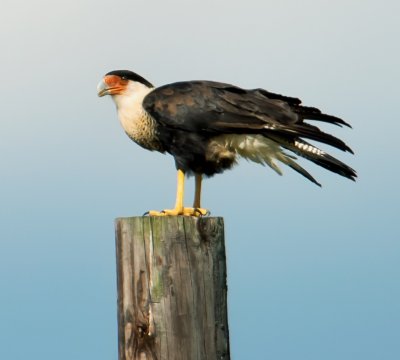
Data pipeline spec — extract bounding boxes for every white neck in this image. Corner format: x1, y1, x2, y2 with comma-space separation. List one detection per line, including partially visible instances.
111, 81, 154, 137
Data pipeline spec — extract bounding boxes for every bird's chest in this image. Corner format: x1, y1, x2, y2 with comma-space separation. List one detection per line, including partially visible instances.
118, 109, 163, 152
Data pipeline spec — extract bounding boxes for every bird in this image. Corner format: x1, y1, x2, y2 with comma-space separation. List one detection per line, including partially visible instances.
97, 70, 356, 216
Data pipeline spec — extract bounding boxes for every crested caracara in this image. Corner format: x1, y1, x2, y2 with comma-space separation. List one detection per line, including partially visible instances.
97, 70, 356, 216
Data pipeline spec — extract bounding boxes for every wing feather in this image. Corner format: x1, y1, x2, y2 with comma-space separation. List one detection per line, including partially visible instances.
143, 81, 356, 181
144, 81, 352, 150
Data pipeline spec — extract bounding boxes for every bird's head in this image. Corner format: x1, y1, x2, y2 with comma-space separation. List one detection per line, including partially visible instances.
97, 70, 154, 98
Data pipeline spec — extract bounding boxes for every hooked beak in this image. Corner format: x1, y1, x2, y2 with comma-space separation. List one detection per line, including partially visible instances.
97, 75, 127, 97
97, 79, 109, 97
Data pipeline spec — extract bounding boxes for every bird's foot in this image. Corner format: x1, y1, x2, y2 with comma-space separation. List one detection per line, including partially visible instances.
183, 207, 210, 216
146, 207, 209, 217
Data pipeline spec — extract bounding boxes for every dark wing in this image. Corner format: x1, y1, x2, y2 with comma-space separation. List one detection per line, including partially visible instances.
143, 81, 356, 181
144, 81, 352, 150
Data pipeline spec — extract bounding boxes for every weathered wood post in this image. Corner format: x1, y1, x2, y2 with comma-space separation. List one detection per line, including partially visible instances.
115, 216, 230, 360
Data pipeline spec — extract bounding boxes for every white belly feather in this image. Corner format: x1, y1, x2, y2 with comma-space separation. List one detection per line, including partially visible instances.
212, 134, 295, 175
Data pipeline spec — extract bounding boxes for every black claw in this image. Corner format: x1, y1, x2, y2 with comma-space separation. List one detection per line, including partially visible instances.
193, 208, 202, 216
193, 208, 211, 217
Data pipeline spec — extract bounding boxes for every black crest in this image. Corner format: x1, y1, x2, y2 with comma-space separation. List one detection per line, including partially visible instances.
106, 70, 153, 88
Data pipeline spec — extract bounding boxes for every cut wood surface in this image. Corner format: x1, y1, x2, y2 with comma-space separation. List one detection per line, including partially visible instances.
115, 216, 230, 360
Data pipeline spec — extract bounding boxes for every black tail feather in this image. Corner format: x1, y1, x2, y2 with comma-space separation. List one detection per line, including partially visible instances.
267, 134, 357, 183
285, 160, 322, 187
274, 123, 354, 154
296, 106, 352, 128
284, 139, 357, 181
310, 153, 357, 181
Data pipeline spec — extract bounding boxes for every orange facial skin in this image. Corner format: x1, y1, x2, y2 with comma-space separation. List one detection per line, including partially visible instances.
99, 75, 129, 96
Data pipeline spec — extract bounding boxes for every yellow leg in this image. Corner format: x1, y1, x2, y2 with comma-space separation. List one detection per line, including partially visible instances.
189, 174, 208, 216
148, 169, 185, 216
148, 171, 209, 216
193, 173, 202, 208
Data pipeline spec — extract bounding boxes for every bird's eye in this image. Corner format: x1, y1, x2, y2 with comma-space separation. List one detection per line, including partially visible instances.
121, 76, 127, 80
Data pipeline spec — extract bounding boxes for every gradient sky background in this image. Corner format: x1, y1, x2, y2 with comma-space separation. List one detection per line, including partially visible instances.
1, 0, 399, 359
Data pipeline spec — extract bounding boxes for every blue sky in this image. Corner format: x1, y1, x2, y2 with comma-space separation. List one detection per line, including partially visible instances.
1, 0, 399, 359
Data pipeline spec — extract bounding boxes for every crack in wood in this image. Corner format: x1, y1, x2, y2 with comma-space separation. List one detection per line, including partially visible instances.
116, 217, 230, 360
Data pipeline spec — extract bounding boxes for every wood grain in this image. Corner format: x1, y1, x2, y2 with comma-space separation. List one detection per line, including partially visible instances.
115, 216, 230, 360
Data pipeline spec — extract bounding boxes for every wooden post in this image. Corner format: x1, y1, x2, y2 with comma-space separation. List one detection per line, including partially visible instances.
115, 216, 230, 360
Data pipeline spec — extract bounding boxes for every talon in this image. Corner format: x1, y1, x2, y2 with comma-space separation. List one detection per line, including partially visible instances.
148, 209, 182, 216
194, 208, 209, 216
182, 207, 209, 217
146, 207, 210, 217
148, 210, 168, 216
